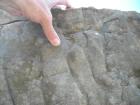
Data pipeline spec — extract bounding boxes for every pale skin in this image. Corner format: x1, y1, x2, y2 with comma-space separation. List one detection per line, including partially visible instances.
0, 0, 72, 46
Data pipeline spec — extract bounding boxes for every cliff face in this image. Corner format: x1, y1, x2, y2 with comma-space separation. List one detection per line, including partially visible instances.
0, 8, 140, 105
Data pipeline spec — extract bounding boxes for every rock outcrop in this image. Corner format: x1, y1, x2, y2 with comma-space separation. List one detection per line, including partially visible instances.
0, 8, 140, 105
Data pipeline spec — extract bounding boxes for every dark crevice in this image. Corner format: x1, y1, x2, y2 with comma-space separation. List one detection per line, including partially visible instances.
103, 35, 110, 72
104, 17, 119, 24
0, 26, 4, 37
137, 84, 140, 89
133, 68, 140, 77
121, 86, 125, 102
0, 20, 28, 26
101, 13, 121, 34
83, 31, 89, 47
86, 93, 90, 105
103, 10, 123, 24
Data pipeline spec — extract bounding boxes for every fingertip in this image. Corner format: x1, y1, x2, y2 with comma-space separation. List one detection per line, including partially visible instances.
51, 38, 61, 46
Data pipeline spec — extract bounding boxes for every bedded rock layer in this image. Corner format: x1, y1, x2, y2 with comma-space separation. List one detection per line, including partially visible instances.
0, 8, 140, 105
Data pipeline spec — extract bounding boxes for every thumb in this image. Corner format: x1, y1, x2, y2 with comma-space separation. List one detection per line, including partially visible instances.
40, 7, 60, 46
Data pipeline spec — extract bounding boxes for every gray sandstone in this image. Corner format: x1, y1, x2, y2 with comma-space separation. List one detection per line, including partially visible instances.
0, 8, 140, 105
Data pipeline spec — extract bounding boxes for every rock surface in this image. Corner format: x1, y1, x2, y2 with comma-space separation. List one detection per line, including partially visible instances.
0, 8, 140, 105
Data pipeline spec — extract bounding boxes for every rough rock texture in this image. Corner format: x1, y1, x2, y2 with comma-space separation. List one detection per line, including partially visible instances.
0, 8, 140, 105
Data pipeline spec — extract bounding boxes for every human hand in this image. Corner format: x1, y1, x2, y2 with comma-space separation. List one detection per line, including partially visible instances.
0, 0, 72, 46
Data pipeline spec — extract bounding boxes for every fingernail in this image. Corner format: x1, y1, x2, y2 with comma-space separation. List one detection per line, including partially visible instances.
52, 38, 61, 46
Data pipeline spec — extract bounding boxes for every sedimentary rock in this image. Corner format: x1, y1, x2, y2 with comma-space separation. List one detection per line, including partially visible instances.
0, 8, 140, 105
